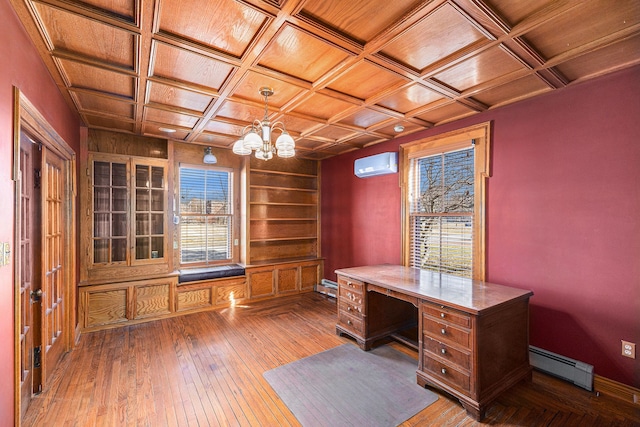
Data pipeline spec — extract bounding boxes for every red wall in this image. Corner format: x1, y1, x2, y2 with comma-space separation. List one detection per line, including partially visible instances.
0, 0, 81, 422
322, 65, 640, 388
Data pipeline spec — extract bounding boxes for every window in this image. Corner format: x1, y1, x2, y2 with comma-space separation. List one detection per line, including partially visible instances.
179, 165, 233, 265
401, 123, 490, 280
409, 147, 474, 277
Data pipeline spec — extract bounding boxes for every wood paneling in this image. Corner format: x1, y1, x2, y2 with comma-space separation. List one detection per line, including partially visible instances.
22, 293, 640, 426
12, 0, 637, 159
84, 288, 128, 328
248, 269, 275, 299
135, 283, 171, 318
177, 286, 212, 312
276, 267, 298, 295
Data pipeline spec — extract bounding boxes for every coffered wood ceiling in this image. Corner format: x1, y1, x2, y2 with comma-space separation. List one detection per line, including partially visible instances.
10, 0, 640, 159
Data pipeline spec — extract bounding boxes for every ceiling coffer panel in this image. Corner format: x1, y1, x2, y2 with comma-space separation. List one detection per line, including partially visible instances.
157, 0, 269, 58
378, 3, 489, 73
33, 3, 135, 69
12, 0, 639, 159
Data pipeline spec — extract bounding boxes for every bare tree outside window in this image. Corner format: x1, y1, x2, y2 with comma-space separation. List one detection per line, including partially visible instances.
410, 148, 474, 277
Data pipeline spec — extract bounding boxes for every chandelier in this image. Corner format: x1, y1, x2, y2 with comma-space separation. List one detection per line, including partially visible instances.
232, 87, 295, 160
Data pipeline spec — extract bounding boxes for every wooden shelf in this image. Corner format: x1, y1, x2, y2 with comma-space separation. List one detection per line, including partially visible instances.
250, 202, 316, 206
250, 169, 317, 178
250, 236, 316, 243
250, 185, 317, 192
250, 218, 317, 221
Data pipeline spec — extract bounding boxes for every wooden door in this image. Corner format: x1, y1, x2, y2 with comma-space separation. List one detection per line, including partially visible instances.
18, 133, 38, 416
40, 147, 67, 386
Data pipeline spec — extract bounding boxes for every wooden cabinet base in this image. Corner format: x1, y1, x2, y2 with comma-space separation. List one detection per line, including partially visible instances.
246, 259, 323, 301
78, 259, 322, 332
78, 275, 248, 332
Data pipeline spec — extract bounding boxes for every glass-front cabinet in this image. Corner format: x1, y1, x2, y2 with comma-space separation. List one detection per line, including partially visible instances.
84, 153, 168, 282
134, 163, 165, 261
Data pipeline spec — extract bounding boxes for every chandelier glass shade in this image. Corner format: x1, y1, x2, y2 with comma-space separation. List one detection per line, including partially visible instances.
232, 87, 295, 160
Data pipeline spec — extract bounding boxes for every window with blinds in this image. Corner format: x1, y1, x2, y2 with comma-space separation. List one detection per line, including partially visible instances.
179, 166, 233, 265
409, 147, 474, 277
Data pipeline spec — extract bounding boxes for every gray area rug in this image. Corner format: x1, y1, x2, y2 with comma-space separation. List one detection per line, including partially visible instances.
263, 344, 438, 427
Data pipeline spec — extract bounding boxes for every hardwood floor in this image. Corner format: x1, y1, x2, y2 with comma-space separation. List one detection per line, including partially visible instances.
22, 293, 640, 426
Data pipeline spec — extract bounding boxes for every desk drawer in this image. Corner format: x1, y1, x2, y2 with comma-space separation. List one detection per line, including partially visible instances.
339, 287, 363, 306
423, 355, 470, 393
422, 301, 471, 328
338, 276, 364, 293
339, 299, 363, 317
423, 335, 471, 370
338, 311, 364, 336
423, 315, 470, 349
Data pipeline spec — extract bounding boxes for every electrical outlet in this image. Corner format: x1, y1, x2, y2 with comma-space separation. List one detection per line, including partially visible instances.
622, 340, 636, 359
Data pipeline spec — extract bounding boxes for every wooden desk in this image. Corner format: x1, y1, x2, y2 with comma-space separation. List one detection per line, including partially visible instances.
335, 265, 533, 421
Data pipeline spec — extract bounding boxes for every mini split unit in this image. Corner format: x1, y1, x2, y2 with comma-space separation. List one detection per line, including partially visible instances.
354, 152, 398, 178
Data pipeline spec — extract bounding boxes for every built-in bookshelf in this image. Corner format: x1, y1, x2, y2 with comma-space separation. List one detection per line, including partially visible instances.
248, 157, 320, 265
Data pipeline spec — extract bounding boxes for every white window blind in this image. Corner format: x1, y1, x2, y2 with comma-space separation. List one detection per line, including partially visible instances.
179, 166, 232, 265
409, 147, 474, 277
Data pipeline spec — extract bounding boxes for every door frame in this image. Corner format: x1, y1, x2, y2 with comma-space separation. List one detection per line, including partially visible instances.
12, 87, 77, 425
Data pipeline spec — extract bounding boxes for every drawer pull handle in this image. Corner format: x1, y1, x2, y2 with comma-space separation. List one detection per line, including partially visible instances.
441, 328, 446, 335
347, 306, 352, 311
440, 313, 445, 318
441, 368, 447, 375
441, 348, 446, 355
347, 320, 352, 325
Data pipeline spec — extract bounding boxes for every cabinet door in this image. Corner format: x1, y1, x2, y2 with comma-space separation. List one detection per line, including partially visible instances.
248, 269, 275, 299
91, 156, 130, 265
132, 160, 167, 263
276, 266, 298, 295
88, 154, 168, 270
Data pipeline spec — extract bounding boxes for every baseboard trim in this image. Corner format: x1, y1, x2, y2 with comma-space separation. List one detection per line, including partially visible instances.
594, 375, 640, 405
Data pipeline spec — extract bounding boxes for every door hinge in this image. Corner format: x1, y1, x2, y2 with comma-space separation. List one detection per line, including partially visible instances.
34, 346, 42, 368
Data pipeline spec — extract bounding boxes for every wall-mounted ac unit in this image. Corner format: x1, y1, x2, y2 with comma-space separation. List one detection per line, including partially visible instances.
354, 152, 398, 178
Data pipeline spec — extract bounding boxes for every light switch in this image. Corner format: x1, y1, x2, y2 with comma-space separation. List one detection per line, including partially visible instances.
0, 242, 9, 266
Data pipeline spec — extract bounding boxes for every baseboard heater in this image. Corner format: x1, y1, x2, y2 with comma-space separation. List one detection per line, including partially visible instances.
315, 279, 337, 298
529, 345, 594, 391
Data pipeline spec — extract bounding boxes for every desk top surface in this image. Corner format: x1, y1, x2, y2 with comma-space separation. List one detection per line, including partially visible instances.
335, 265, 533, 314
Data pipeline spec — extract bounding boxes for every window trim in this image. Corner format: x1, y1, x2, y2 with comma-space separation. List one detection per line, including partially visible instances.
400, 122, 491, 280
178, 163, 236, 267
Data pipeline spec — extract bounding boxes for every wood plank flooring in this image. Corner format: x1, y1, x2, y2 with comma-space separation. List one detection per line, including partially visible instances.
22, 292, 640, 426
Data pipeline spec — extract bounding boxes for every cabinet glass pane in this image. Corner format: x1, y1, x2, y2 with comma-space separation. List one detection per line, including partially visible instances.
136, 189, 149, 211
136, 237, 149, 260
112, 238, 127, 262
151, 190, 164, 211
94, 162, 110, 186
112, 188, 127, 212
93, 239, 108, 263
151, 167, 164, 188
94, 213, 109, 237
112, 163, 127, 187
136, 165, 149, 188
94, 188, 109, 212
136, 213, 149, 236
151, 213, 163, 234
151, 237, 163, 258
112, 214, 127, 237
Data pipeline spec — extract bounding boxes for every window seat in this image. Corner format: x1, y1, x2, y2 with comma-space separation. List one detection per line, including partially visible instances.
178, 264, 245, 284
